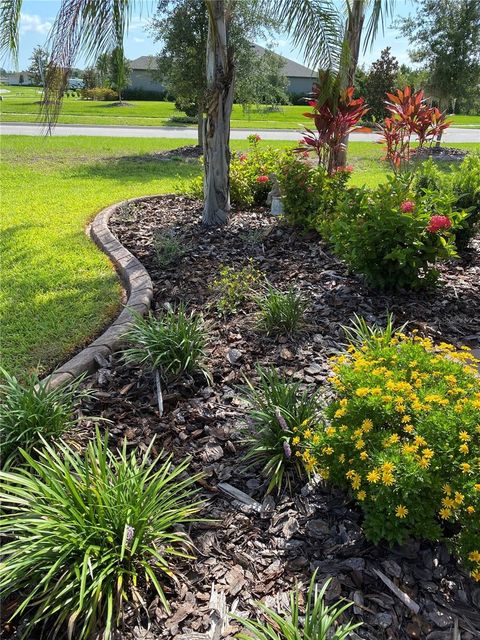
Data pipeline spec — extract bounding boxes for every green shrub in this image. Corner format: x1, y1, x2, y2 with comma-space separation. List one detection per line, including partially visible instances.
257, 285, 306, 335
0, 431, 202, 638
305, 328, 480, 581
278, 153, 351, 233
80, 87, 118, 101
233, 572, 361, 640
153, 231, 187, 268
182, 135, 284, 208
123, 306, 209, 381
0, 368, 88, 469
413, 156, 480, 252
243, 367, 321, 493
211, 261, 262, 316
329, 176, 463, 289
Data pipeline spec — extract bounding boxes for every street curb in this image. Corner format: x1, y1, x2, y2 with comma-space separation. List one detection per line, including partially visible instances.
41, 195, 158, 390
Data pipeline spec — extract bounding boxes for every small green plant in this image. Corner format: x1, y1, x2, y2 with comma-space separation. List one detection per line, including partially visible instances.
123, 306, 209, 381
257, 285, 306, 335
0, 430, 203, 639
243, 367, 321, 493
0, 368, 88, 469
342, 313, 408, 349
152, 231, 187, 268
233, 572, 361, 640
211, 261, 262, 316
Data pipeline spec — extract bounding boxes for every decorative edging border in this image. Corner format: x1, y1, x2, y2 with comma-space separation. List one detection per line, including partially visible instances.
41, 195, 160, 390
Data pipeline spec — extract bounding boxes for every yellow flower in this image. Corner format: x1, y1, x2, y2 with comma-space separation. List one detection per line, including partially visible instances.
439, 508, 452, 520
356, 387, 370, 397
312, 434, 320, 445
469, 551, 480, 562
370, 387, 382, 396
454, 492, 464, 505
367, 469, 380, 483
339, 454, 345, 463
475, 484, 480, 492
345, 469, 356, 479
359, 451, 368, 460
304, 429, 312, 439
459, 430, 471, 442
442, 497, 455, 508
361, 419, 373, 432
418, 457, 430, 469
402, 443, 417, 455
325, 426, 336, 437
357, 490, 366, 501
395, 505, 408, 518
381, 461, 395, 473
459, 443, 469, 454
334, 408, 347, 419
339, 398, 348, 407
467, 506, 475, 515
292, 436, 300, 446
414, 436, 427, 447
403, 425, 414, 434
460, 463, 472, 474
472, 570, 480, 582
353, 428, 363, 438
382, 472, 395, 486
355, 439, 365, 450
322, 446, 334, 456
421, 448, 434, 459
402, 415, 412, 423
443, 483, 452, 495
351, 475, 361, 490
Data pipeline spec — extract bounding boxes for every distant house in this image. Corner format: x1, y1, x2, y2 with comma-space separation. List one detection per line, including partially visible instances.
129, 45, 317, 97
0, 72, 32, 85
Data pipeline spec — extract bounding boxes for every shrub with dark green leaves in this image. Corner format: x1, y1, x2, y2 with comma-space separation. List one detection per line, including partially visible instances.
278, 153, 351, 234
329, 176, 464, 289
243, 367, 321, 493
0, 368, 88, 469
257, 285, 306, 335
0, 431, 203, 639
123, 306, 209, 381
233, 572, 361, 640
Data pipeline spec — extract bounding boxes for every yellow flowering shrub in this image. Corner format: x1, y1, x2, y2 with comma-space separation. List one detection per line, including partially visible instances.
307, 333, 480, 581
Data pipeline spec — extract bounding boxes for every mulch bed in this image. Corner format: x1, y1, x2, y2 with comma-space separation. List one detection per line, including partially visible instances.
87, 195, 480, 639
37, 196, 480, 639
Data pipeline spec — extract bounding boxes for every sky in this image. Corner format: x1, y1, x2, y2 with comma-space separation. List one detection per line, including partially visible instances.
3, 0, 416, 72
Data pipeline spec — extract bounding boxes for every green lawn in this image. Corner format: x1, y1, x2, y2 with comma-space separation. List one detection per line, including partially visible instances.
2, 85, 479, 129
1, 136, 479, 378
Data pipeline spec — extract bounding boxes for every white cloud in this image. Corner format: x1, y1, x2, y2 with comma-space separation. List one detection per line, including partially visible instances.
20, 13, 52, 36
129, 16, 149, 31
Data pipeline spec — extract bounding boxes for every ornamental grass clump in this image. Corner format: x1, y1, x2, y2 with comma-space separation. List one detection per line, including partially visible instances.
233, 572, 361, 640
0, 431, 203, 639
123, 305, 209, 381
0, 368, 88, 469
243, 367, 321, 493
257, 285, 306, 335
304, 325, 480, 581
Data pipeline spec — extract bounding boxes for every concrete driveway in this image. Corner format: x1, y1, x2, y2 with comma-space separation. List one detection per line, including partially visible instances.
1, 121, 479, 142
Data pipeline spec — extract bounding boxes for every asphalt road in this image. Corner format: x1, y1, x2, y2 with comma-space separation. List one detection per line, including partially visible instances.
1, 121, 479, 142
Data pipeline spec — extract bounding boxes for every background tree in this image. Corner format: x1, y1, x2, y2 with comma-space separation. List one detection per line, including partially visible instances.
27, 45, 48, 85
96, 52, 111, 87
82, 67, 97, 89
396, 0, 480, 113
235, 45, 289, 111
18, 72, 24, 84
395, 64, 430, 93
150, 0, 279, 147
364, 47, 399, 120
108, 47, 131, 103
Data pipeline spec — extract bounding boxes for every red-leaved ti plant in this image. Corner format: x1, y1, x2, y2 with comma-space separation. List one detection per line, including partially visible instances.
378, 87, 452, 172
297, 85, 370, 175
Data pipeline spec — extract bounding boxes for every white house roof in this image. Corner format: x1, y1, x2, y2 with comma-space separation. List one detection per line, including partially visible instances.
130, 46, 316, 79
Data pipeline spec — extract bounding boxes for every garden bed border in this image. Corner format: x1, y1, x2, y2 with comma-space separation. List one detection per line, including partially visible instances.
41, 195, 159, 390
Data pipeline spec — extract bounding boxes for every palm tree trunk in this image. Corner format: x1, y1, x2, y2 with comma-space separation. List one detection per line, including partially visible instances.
202, 0, 234, 227
335, 0, 365, 168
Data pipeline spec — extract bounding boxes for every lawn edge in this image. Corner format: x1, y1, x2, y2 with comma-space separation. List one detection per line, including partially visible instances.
41, 196, 157, 390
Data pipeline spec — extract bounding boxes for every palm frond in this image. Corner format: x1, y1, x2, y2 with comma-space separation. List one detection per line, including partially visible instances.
363, 0, 397, 52
263, 0, 343, 71
41, 0, 138, 130
0, 0, 23, 64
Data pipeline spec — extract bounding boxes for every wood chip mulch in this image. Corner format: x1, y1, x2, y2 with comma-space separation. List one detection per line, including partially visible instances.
82, 195, 480, 640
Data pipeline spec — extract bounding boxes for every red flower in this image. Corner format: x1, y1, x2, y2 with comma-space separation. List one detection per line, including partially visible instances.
400, 200, 415, 213
427, 215, 452, 233
256, 175, 269, 183
238, 153, 247, 162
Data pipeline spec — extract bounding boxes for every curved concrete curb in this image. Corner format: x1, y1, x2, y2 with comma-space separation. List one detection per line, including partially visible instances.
42, 195, 158, 390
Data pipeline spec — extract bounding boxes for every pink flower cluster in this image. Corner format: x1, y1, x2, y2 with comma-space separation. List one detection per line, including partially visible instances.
238, 153, 248, 162
400, 200, 415, 213
427, 215, 452, 233
256, 175, 269, 183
